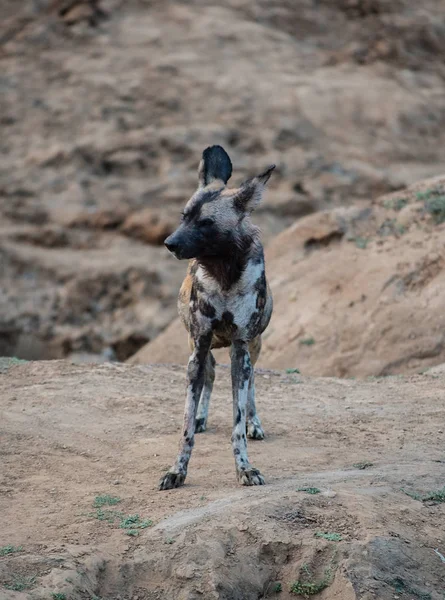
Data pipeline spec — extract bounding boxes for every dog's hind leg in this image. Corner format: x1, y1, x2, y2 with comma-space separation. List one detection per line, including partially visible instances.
195, 351, 216, 433
246, 336, 265, 440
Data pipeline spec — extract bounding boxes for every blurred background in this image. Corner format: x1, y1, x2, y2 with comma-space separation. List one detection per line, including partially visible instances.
1, 0, 445, 376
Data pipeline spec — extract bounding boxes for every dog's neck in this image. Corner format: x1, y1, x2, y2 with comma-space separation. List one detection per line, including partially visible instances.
198, 254, 249, 292
197, 231, 262, 292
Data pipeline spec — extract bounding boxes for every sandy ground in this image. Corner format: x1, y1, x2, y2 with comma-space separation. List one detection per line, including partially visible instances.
0, 359, 444, 598
2, 3, 445, 598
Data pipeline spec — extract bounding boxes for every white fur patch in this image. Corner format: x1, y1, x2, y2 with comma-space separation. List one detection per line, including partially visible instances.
195, 259, 266, 336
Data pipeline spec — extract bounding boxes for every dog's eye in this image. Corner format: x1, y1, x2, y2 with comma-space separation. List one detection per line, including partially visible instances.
199, 218, 214, 228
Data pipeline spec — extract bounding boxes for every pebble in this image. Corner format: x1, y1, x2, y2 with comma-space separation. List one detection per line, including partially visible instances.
322, 490, 337, 498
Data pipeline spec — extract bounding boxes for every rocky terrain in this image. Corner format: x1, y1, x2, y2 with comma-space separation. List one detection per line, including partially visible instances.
1, 359, 444, 599
2, 0, 445, 368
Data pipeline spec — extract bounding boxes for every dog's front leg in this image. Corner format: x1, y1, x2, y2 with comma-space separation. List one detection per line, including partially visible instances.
159, 332, 212, 490
230, 340, 265, 486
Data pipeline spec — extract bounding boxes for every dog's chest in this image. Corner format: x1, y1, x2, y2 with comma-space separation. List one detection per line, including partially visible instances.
193, 261, 266, 338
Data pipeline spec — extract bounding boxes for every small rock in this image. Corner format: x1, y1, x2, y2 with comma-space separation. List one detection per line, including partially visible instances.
322, 490, 337, 498
174, 564, 195, 580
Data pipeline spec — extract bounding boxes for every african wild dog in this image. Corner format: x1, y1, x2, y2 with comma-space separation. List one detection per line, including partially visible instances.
159, 145, 274, 490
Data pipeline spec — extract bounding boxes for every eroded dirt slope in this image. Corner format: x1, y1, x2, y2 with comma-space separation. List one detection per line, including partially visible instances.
0, 359, 444, 598
132, 175, 445, 377
2, 0, 445, 363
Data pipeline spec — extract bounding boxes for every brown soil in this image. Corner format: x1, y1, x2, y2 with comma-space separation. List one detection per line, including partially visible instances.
2, 4, 445, 597
1, 359, 444, 599
2, 0, 445, 365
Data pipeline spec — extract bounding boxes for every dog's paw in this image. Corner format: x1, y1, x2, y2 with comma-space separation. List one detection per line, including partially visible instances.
247, 420, 265, 440
237, 466, 265, 486
158, 471, 186, 490
195, 417, 207, 433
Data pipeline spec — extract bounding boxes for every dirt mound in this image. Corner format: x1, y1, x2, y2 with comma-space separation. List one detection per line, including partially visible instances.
132, 176, 445, 377
260, 175, 445, 376
2, 0, 445, 363
0, 359, 444, 599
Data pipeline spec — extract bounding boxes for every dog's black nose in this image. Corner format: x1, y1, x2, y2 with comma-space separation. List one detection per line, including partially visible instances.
165, 235, 181, 257
165, 239, 178, 253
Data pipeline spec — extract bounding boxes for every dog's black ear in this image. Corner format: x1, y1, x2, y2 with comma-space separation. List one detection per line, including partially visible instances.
198, 145, 232, 187
233, 165, 275, 213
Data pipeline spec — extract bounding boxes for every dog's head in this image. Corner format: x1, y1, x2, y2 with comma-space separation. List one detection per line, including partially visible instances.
165, 145, 275, 260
